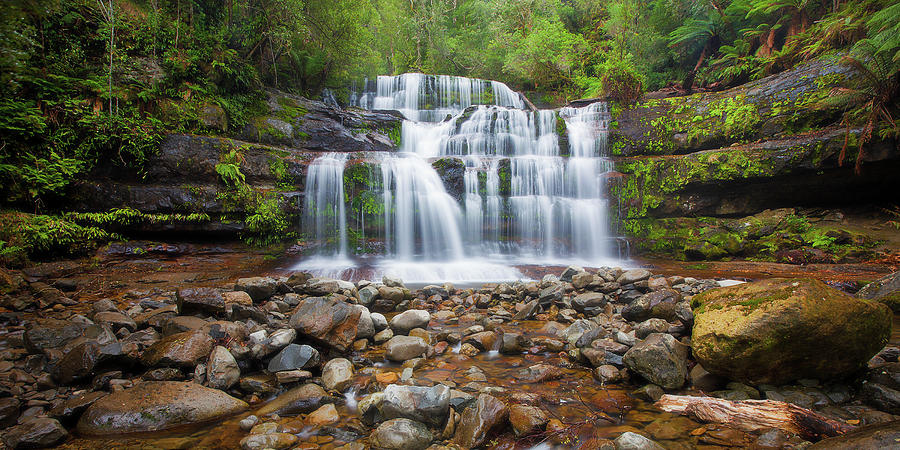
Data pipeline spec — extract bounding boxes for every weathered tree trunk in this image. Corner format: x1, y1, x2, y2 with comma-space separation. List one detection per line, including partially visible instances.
656, 395, 855, 441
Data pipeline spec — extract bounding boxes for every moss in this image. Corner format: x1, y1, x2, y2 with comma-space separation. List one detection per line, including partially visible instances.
276, 96, 308, 122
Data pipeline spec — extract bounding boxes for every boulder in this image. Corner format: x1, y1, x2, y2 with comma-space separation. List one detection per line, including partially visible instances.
239, 433, 297, 450
463, 331, 498, 352
255, 383, 330, 416
385, 336, 429, 362
77, 381, 248, 434
573, 292, 607, 313
810, 419, 900, 449
354, 305, 375, 339
53, 340, 104, 384
617, 269, 652, 285
140, 329, 215, 368
223, 291, 253, 307
207, 346, 240, 390
370, 418, 432, 450
288, 296, 361, 351
234, 277, 277, 301
0, 397, 21, 427
857, 271, 900, 312
358, 285, 379, 306
322, 358, 354, 391
176, 287, 225, 315
560, 265, 585, 282
306, 403, 339, 426
621, 289, 681, 322
382, 274, 405, 288
267, 344, 320, 372
380, 384, 451, 426
24, 319, 114, 353
453, 394, 508, 448
623, 333, 688, 389
3, 418, 67, 449
692, 278, 892, 384
390, 310, 431, 335
93, 311, 137, 332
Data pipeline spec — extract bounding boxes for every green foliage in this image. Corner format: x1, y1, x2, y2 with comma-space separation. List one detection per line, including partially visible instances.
243, 194, 291, 246
0, 211, 117, 264
215, 149, 247, 189
67, 207, 211, 228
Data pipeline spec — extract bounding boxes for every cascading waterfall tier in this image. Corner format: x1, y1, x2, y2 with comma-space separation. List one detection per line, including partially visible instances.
298, 74, 626, 282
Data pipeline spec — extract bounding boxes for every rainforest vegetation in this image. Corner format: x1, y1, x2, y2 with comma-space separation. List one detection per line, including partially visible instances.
0, 0, 898, 260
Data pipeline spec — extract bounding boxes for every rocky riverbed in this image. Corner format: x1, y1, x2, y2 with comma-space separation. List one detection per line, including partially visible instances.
1, 248, 900, 449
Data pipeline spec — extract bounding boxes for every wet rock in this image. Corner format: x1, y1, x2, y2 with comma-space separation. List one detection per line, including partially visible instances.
274, 370, 312, 384
24, 319, 112, 353
239, 432, 298, 450
617, 269, 652, 286
162, 315, 207, 336
463, 331, 498, 352
176, 287, 225, 315
93, 311, 137, 332
141, 329, 215, 368
856, 270, 900, 313
376, 286, 405, 309
354, 305, 375, 339
286, 271, 312, 288
690, 364, 724, 391
592, 338, 630, 355
0, 397, 20, 427
48, 391, 105, 421
53, 340, 103, 384
519, 364, 562, 383
239, 374, 277, 395
390, 310, 431, 335
358, 285, 379, 306
252, 328, 296, 359
322, 358, 354, 391
500, 333, 528, 354
513, 299, 540, 320
621, 289, 681, 323
572, 271, 595, 289
561, 265, 585, 282
634, 318, 669, 339
861, 382, 900, 414
614, 431, 665, 450
509, 404, 548, 436
382, 275, 405, 288
222, 290, 253, 308
143, 367, 183, 381
453, 394, 508, 448
255, 383, 329, 416
207, 346, 240, 390
573, 292, 607, 313
3, 418, 68, 449
810, 419, 900, 449
539, 284, 564, 304
78, 381, 248, 434
371, 312, 388, 331
289, 296, 361, 352
560, 319, 601, 347
385, 335, 429, 362
381, 384, 451, 426
235, 277, 277, 302
623, 333, 688, 389
594, 365, 625, 384
239, 415, 259, 430
267, 344, 320, 372
306, 403, 339, 426
371, 418, 432, 450
374, 328, 394, 344
692, 278, 892, 384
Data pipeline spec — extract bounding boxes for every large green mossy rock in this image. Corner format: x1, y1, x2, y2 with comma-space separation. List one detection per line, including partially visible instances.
692, 278, 892, 385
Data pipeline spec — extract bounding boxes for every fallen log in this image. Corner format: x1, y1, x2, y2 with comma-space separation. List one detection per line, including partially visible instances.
655, 394, 855, 441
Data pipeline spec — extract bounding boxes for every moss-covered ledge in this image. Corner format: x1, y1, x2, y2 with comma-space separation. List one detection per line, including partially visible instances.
611, 127, 900, 219
609, 55, 857, 156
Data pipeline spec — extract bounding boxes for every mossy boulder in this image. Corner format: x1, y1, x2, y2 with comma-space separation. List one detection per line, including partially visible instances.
692, 278, 892, 385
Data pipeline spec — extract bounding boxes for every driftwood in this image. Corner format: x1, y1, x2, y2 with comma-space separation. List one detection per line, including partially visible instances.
656, 394, 855, 441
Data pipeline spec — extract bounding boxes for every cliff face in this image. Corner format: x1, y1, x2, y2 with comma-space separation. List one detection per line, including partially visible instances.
72, 91, 402, 237
608, 56, 900, 262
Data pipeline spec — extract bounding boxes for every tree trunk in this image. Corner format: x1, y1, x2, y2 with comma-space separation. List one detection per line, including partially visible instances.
656, 395, 855, 442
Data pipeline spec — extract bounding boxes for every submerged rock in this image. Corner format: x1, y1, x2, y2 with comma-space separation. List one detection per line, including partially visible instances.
453, 394, 508, 448
380, 384, 451, 426
692, 278, 892, 384
255, 383, 330, 416
370, 418, 432, 450
77, 381, 248, 435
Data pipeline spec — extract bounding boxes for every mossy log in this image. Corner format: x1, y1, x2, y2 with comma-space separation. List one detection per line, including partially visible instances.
656, 394, 855, 441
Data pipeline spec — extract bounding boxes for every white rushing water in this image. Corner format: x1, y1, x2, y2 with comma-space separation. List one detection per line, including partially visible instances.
296, 74, 626, 283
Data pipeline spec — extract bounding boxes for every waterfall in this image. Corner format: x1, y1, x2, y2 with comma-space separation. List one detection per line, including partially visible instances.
299, 75, 624, 282
303, 153, 348, 258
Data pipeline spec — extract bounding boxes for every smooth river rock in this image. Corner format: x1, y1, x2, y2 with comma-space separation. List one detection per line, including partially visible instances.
453, 393, 509, 448
3, 418, 68, 449
255, 383, 330, 416
385, 335, 429, 362
623, 333, 688, 389
322, 358, 354, 391
380, 383, 451, 426
390, 309, 431, 334
370, 418, 432, 450
77, 381, 248, 435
